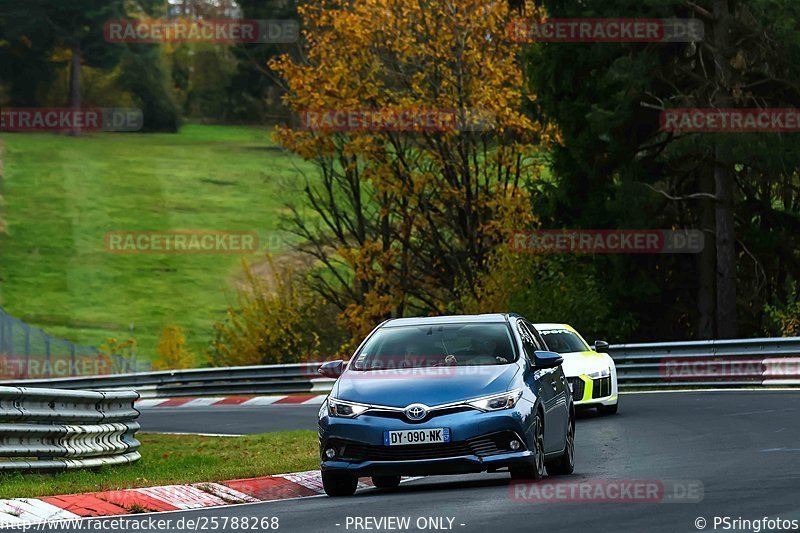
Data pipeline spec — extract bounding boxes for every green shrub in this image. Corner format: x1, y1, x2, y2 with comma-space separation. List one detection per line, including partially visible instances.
154, 325, 194, 370
206, 257, 321, 367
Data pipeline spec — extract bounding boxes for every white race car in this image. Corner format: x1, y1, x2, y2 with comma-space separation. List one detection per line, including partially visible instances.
532, 323, 619, 415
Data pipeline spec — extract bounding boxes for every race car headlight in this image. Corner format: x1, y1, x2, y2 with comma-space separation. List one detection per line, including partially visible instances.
466, 388, 523, 412
587, 367, 611, 379
327, 398, 371, 418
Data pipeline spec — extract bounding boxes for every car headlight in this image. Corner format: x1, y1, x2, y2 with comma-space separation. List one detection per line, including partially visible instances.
327, 398, 371, 418
587, 367, 611, 379
466, 388, 523, 412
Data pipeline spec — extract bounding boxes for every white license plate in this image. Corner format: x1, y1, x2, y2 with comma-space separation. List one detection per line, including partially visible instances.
383, 428, 450, 446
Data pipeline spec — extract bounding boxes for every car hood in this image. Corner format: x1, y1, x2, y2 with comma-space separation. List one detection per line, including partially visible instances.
560, 351, 611, 378
332, 365, 520, 407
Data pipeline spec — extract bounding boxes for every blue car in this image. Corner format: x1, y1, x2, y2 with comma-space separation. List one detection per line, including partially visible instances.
317, 313, 575, 496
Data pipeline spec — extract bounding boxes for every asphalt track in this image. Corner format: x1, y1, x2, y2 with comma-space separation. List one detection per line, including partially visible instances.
138, 404, 319, 435
54, 392, 800, 532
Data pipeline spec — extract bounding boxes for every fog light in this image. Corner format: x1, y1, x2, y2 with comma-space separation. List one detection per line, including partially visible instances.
324, 448, 337, 459
509, 439, 521, 451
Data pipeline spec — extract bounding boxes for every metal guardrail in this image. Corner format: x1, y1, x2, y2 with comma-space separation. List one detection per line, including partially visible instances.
1, 337, 798, 397
608, 337, 800, 388
0, 387, 141, 471
0, 363, 333, 399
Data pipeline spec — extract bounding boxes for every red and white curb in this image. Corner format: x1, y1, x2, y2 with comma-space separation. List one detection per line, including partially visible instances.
136, 395, 327, 409
0, 470, 400, 525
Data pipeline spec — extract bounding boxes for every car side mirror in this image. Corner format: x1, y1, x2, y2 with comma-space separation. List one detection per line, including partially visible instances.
318, 360, 345, 379
594, 340, 609, 352
533, 351, 563, 369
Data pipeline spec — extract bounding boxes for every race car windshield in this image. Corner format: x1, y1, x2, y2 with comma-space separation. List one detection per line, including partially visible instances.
351, 323, 517, 370
540, 330, 589, 354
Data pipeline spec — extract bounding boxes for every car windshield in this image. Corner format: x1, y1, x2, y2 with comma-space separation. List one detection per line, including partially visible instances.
539, 330, 589, 354
351, 323, 517, 370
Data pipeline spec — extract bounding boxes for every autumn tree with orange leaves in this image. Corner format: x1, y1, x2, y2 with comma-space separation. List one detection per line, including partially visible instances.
271, 0, 555, 345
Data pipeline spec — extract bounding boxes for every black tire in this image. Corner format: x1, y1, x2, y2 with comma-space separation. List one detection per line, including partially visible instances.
322, 471, 358, 496
510, 411, 546, 480
372, 475, 401, 489
546, 413, 574, 475
598, 402, 618, 415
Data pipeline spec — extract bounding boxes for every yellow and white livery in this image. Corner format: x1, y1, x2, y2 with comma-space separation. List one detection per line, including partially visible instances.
533, 323, 619, 415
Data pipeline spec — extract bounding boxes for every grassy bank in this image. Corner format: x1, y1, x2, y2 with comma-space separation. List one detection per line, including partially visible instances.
0, 125, 316, 362
0, 431, 319, 499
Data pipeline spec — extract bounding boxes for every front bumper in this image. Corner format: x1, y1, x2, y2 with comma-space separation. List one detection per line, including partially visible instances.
322, 450, 533, 477
319, 402, 535, 477
566, 375, 618, 407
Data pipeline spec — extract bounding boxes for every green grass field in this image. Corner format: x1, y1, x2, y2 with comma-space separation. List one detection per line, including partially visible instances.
0, 431, 318, 499
0, 125, 317, 364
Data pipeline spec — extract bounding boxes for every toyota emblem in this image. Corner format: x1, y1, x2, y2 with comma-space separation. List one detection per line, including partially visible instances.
404, 403, 429, 421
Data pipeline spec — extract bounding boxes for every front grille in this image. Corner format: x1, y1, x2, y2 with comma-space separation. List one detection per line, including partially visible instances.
333, 431, 522, 462
567, 377, 585, 401
364, 405, 473, 423
592, 376, 612, 398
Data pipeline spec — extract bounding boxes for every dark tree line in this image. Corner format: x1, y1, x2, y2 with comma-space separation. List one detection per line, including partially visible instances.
524, 0, 800, 339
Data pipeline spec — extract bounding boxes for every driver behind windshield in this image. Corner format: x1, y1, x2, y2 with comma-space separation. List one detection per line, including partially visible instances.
354, 323, 516, 370
402, 341, 427, 368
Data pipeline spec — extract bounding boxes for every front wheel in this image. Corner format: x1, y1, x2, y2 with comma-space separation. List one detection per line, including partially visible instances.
546, 413, 574, 475
322, 471, 358, 496
371, 475, 401, 489
510, 411, 546, 480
